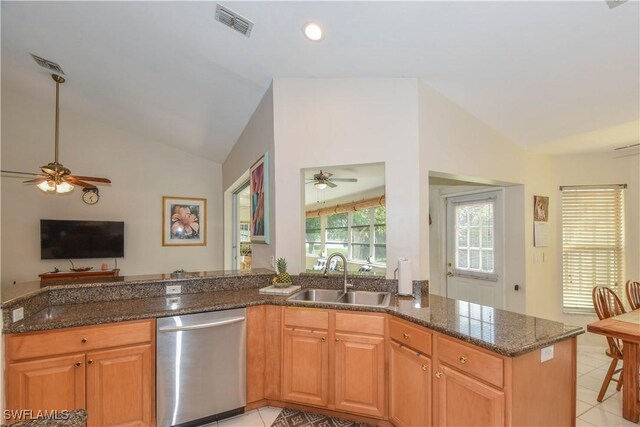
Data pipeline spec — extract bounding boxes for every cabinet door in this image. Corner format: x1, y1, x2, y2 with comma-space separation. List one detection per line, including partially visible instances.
334, 332, 386, 418
86, 344, 154, 427
6, 354, 86, 423
282, 327, 329, 407
435, 365, 505, 427
389, 341, 431, 427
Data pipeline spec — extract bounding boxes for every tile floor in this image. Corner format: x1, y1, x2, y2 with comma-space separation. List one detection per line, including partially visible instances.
204, 348, 634, 427
576, 348, 637, 427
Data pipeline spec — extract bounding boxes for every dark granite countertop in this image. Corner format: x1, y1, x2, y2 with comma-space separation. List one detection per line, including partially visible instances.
3, 283, 583, 357
3, 409, 86, 427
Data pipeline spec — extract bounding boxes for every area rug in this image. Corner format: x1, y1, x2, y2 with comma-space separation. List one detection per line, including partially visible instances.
270, 408, 373, 427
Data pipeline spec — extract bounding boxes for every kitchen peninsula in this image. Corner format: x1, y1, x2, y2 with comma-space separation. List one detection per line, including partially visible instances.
2, 270, 583, 426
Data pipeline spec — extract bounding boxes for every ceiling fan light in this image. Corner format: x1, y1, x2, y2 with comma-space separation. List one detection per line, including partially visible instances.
37, 180, 56, 192
55, 181, 74, 193
315, 182, 328, 190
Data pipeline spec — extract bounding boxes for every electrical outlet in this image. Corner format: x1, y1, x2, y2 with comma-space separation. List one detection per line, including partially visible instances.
166, 285, 181, 295
12, 307, 24, 322
540, 345, 554, 363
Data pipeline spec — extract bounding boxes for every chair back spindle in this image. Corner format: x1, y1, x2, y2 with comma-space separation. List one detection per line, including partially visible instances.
625, 280, 640, 311
592, 287, 625, 359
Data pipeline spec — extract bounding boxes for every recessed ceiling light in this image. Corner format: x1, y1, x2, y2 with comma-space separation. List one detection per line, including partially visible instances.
303, 22, 323, 41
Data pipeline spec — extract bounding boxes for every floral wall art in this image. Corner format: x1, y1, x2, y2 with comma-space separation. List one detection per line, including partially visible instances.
162, 196, 207, 246
250, 153, 269, 244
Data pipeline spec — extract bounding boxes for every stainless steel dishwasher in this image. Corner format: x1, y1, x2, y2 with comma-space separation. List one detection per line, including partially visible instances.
157, 308, 246, 427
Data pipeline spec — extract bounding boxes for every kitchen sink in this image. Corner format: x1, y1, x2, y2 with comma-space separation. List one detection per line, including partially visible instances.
288, 289, 344, 303
287, 289, 391, 308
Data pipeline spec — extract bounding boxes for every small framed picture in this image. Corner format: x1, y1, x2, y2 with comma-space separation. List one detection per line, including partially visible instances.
533, 195, 549, 222
162, 196, 207, 246
250, 153, 270, 244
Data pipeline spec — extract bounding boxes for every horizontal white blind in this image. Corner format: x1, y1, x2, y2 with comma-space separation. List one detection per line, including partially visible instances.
562, 187, 625, 313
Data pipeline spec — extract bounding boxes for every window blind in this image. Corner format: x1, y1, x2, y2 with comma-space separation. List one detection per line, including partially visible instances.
562, 186, 625, 314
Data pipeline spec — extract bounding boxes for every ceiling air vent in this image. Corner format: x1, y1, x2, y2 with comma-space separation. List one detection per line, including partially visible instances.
215, 4, 253, 37
30, 54, 65, 75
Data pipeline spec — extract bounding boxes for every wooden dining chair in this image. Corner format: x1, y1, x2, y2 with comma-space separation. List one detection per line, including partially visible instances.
625, 280, 640, 310
592, 286, 626, 402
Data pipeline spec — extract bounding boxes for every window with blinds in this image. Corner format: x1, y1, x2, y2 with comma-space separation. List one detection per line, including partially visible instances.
562, 185, 625, 314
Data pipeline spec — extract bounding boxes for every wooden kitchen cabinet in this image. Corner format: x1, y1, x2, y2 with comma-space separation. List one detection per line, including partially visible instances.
435, 365, 505, 427
389, 341, 431, 427
282, 326, 329, 407
6, 353, 86, 420
334, 332, 386, 418
86, 344, 154, 427
4, 319, 155, 426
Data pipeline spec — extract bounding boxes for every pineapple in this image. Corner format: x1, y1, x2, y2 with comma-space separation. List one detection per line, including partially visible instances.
274, 258, 292, 287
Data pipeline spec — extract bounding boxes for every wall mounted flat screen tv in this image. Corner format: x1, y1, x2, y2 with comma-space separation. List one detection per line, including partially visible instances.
41, 220, 125, 260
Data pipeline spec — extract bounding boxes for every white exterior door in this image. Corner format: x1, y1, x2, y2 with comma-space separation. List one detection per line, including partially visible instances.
445, 191, 504, 309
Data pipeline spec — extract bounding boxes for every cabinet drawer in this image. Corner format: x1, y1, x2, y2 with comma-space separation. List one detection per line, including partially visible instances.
335, 311, 384, 336
284, 307, 329, 330
437, 335, 504, 388
6, 320, 154, 362
389, 316, 432, 356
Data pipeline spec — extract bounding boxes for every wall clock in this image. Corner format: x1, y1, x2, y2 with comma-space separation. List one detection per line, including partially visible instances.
82, 188, 100, 205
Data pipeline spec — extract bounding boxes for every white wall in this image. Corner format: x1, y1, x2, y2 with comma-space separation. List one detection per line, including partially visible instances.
419, 81, 555, 316
552, 150, 640, 347
272, 79, 421, 279
1, 84, 223, 289
222, 85, 275, 270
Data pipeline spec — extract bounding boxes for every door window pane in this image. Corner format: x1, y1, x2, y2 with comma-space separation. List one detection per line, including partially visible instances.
454, 201, 494, 273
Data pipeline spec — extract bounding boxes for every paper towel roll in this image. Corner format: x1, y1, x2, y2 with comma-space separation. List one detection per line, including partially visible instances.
397, 258, 413, 296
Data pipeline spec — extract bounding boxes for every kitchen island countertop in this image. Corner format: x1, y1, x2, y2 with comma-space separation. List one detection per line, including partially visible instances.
3, 276, 583, 357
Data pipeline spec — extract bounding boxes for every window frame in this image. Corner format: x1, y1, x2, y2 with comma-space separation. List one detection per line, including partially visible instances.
304, 206, 386, 266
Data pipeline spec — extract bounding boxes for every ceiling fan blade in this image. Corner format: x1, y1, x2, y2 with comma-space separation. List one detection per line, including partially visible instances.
326, 181, 338, 188
70, 175, 111, 184
322, 172, 333, 180
331, 178, 358, 182
65, 177, 97, 189
23, 177, 48, 184
1, 170, 42, 176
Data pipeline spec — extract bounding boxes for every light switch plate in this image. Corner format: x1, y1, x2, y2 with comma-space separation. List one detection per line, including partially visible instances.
12, 307, 24, 322
541, 345, 554, 363
166, 285, 181, 295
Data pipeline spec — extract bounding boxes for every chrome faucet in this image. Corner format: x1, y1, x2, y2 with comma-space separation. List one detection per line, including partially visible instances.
323, 253, 353, 295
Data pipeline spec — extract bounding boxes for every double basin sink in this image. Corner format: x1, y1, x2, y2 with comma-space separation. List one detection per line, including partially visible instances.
287, 288, 391, 308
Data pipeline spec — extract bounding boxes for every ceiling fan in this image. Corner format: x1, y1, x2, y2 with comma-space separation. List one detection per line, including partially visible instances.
1, 74, 111, 194
306, 170, 358, 190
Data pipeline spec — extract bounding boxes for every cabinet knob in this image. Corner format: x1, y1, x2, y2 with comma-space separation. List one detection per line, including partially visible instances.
421, 364, 428, 371
87, 359, 94, 365
335, 338, 340, 342
321, 336, 326, 342
74, 362, 82, 367
435, 371, 443, 379
402, 333, 410, 339
459, 356, 468, 364
81, 337, 88, 343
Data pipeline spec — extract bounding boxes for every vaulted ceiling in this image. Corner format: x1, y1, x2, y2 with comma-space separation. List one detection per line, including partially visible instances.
2, 1, 638, 162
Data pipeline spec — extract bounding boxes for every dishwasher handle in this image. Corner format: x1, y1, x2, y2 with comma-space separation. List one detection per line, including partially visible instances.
158, 316, 245, 332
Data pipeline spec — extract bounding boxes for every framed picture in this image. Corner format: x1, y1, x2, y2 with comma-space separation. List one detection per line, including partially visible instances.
533, 195, 549, 222
250, 152, 270, 244
162, 196, 207, 246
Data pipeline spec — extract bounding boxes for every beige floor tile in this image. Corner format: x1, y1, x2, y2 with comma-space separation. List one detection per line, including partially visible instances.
258, 407, 282, 427
218, 410, 265, 427
580, 405, 639, 427
576, 400, 594, 417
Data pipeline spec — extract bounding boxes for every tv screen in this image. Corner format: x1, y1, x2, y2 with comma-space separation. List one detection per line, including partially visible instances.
40, 220, 124, 260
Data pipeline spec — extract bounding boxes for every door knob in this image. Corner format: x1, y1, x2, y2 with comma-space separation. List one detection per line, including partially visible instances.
74, 362, 82, 367
87, 359, 94, 365
321, 336, 326, 342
